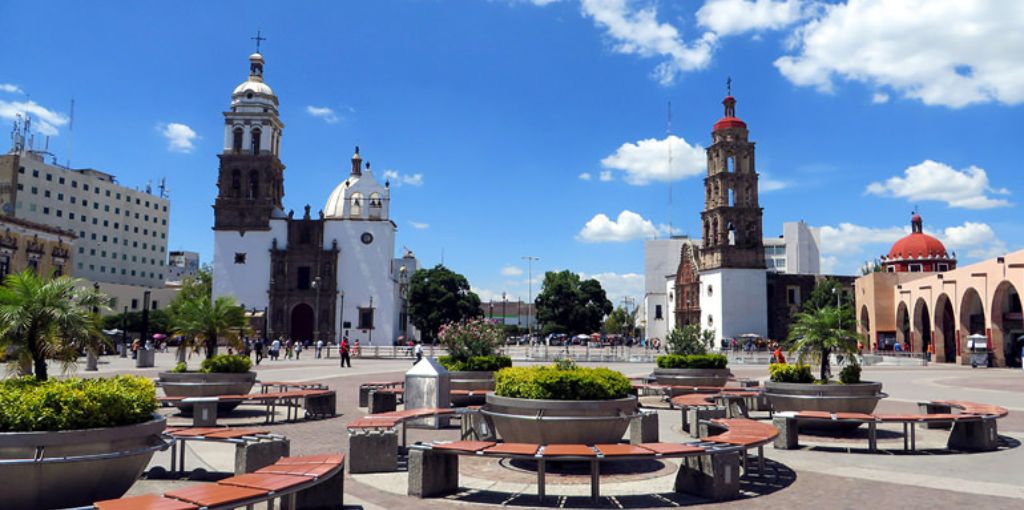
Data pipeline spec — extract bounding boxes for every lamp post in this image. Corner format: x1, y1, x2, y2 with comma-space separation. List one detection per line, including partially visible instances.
86, 282, 100, 371
522, 256, 539, 342
368, 296, 374, 346
120, 305, 128, 357
140, 290, 151, 349
399, 266, 409, 341
312, 276, 322, 343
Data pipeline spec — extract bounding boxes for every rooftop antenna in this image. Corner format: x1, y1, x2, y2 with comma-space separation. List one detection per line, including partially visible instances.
666, 100, 673, 238
158, 177, 169, 199
66, 98, 74, 168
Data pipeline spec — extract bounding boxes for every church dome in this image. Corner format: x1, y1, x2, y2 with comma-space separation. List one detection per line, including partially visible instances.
231, 52, 277, 103
888, 231, 948, 260
713, 96, 747, 131
323, 147, 389, 220
233, 80, 275, 97
880, 212, 956, 272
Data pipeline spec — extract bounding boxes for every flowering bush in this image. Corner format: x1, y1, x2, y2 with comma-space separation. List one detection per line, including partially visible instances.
438, 319, 505, 360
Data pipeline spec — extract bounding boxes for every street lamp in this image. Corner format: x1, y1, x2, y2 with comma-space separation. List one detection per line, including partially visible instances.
522, 256, 539, 342
140, 290, 151, 350
120, 305, 128, 357
368, 296, 374, 345
312, 276, 322, 342
399, 266, 409, 340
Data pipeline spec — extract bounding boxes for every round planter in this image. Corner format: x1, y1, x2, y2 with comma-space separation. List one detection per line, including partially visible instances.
765, 381, 887, 430
158, 371, 257, 413
653, 368, 732, 395
0, 414, 166, 510
482, 394, 638, 444
448, 370, 494, 406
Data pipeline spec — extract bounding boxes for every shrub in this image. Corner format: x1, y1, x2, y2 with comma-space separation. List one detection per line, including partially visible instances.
665, 324, 716, 355
199, 354, 252, 373
768, 363, 814, 383
554, 357, 578, 371
170, 362, 188, 373
438, 355, 512, 372
0, 376, 158, 432
495, 365, 631, 400
656, 354, 728, 369
839, 363, 862, 384
438, 319, 505, 359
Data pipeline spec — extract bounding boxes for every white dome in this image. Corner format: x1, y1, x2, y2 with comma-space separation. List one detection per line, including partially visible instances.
233, 79, 275, 97
323, 180, 349, 219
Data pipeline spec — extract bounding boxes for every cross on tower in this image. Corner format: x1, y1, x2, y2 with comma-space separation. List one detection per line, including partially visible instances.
726, 76, 732, 96
251, 30, 267, 53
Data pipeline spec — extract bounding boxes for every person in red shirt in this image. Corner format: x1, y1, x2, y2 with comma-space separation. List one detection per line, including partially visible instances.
772, 346, 786, 364
340, 338, 352, 368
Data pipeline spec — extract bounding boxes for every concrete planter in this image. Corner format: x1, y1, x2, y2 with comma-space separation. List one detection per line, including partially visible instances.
654, 368, 732, 395
448, 371, 494, 406
158, 371, 257, 413
765, 381, 886, 430
0, 414, 166, 510
483, 394, 638, 444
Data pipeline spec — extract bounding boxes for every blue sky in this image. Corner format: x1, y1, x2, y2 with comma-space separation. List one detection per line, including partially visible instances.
1, 1, 1020, 305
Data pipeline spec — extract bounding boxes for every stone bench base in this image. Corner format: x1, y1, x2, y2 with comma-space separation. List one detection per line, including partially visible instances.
235, 439, 291, 474
348, 431, 398, 473
368, 390, 398, 414
674, 452, 741, 501
948, 419, 998, 451
630, 411, 659, 444
408, 449, 459, 497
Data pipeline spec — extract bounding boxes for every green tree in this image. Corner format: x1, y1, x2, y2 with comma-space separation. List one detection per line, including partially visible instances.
0, 271, 110, 381
666, 323, 715, 355
785, 306, 860, 381
803, 277, 853, 314
102, 309, 171, 335
535, 270, 613, 335
170, 294, 248, 360
603, 306, 636, 336
407, 265, 482, 344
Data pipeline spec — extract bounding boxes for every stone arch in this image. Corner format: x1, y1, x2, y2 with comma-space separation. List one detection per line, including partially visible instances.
231, 169, 241, 196
895, 301, 910, 350
248, 170, 259, 199
289, 303, 314, 342
992, 281, 1023, 368
350, 192, 363, 217
232, 127, 243, 152
933, 293, 957, 363
860, 305, 871, 338
912, 297, 931, 354
368, 192, 382, 218
251, 127, 262, 154
959, 287, 985, 362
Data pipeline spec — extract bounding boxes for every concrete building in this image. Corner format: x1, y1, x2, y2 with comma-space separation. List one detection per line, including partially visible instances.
764, 221, 822, 274
166, 250, 200, 284
480, 299, 537, 329
643, 237, 688, 342
0, 119, 170, 287
0, 215, 74, 278
211, 50, 416, 346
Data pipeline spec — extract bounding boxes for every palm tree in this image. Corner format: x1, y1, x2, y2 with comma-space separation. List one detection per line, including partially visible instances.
171, 294, 247, 360
785, 305, 861, 381
0, 271, 110, 381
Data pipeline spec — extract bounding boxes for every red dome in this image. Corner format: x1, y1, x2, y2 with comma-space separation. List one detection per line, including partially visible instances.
713, 117, 747, 131
887, 232, 948, 260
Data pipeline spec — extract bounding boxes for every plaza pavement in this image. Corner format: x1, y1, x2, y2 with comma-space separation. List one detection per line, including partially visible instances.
40, 353, 1024, 509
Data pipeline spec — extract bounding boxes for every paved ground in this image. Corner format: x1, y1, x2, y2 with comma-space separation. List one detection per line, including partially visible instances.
50, 353, 1024, 509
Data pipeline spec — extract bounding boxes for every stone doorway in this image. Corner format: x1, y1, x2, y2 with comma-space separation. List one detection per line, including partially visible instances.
290, 303, 314, 342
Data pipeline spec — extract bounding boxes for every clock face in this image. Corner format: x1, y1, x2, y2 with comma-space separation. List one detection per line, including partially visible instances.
361, 232, 374, 245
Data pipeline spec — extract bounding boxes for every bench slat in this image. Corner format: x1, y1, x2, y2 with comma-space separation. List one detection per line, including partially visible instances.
94, 494, 198, 510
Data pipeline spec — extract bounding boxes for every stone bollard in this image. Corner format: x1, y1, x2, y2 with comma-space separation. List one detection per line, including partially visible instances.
235, 439, 290, 474
918, 402, 954, 430
347, 430, 398, 473
674, 452, 741, 501
630, 411, 660, 444
187, 398, 219, 427
687, 407, 726, 438
305, 391, 336, 418
359, 385, 374, 407
408, 449, 459, 497
772, 415, 799, 449
948, 419, 999, 452
368, 390, 398, 414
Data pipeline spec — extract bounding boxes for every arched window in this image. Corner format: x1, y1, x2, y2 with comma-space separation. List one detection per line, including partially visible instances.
368, 192, 382, 218
703, 220, 710, 245
727, 222, 737, 246
728, 188, 734, 207
251, 128, 262, 154
712, 218, 719, 245
727, 156, 735, 172
231, 169, 241, 196
350, 193, 363, 217
248, 170, 259, 199
232, 128, 243, 152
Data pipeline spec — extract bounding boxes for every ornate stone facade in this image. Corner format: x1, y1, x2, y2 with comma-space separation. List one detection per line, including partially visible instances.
673, 241, 702, 327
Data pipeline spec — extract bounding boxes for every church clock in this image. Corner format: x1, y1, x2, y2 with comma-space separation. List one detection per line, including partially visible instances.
361, 232, 374, 244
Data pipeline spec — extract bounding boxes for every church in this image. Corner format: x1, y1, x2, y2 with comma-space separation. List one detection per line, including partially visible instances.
211, 50, 418, 346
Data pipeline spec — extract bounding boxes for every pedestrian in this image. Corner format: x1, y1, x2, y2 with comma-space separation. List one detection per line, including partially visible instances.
316, 339, 324, 359
295, 341, 302, 359
131, 338, 140, 359
340, 338, 352, 368
926, 342, 934, 361
270, 338, 281, 360
285, 339, 293, 359
353, 338, 360, 357
414, 341, 423, 365
254, 338, 264, 365
894, 341, 903, 353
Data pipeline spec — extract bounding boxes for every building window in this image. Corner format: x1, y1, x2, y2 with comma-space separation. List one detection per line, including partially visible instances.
32, 169, 38, 177
358, 307, 375, 329
251, 128, 262, 153
297, 266, 311, 290
0, 255, 9, 280
234, 252, 247, 264
909, 263, 923, 273
59, 177, 64, 184
232, 127, 243, 151
655, 304, 663, 320
937, 263, 949, 272
27, 258, 39, 272
131, 298, 139, 310
787, 287, 801, 306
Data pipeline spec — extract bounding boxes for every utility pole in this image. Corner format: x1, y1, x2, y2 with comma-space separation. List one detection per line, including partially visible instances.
521, 256, 539, 341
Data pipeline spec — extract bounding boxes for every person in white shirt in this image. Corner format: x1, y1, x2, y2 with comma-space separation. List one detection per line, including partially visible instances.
316, 339, 324, 358
414, 342, 423, 365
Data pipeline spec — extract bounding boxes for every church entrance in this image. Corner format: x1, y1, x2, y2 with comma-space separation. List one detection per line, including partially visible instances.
290, 303, 314, 342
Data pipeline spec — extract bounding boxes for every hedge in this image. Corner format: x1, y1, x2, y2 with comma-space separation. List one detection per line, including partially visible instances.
768, 363, 814, 383
438, 355, 512, 372
199, 354, 252, 373
839, 363, 862, 384
0, 376, 158, 432
656, 353, 728, 369
494, 365, 631, 400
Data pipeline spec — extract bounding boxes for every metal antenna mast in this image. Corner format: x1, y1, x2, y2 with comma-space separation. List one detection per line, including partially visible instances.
66, 98, 74, 168
667, 100, 673, 237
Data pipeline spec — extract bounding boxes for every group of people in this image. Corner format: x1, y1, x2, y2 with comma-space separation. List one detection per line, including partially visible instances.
244, 337, 361, 366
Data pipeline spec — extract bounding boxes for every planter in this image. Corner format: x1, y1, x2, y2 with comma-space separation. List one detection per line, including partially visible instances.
482, 394, 639, 444
158, 371, 257, 413
653, 368, 732, 395
0, 414, 167, 510
765, 381, 887, 430
449, 371, 494, 406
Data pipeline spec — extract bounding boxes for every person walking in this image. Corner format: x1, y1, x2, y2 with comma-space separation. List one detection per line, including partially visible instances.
316, 339, 324, 359
340, 338, 352, 368
414, 341, 423, 365
353, 338, 361, 357
254, 338, 264, 365
270, 338, 281, 360
295, 340, 303, 359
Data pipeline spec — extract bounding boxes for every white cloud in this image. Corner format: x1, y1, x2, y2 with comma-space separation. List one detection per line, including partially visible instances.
580, 271, 644, 306
577, 210, 662, 243
775, 0, 1024, 107
578, 172, 592, 181
0, 99, 69, 136
382, 170, 424, 187
696, 0, 806, 36
600, 135, 705, 185
818, 223, 908, 256
579, 0, 717, 85
305, 105, 339, 123
0, 83, 23, 94
939, 222, 1007, 259
760, 174, 790, 192
408, 221, 429, 230
871, 92, 890, 104
598, 170, 613, 182
866, 160, 1010, 210
501, 265, 525, 277
158, 122, 198, 153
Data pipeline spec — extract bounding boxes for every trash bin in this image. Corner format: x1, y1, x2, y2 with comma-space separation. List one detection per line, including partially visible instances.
136, 348, 155, 368
404, 357, 450, 428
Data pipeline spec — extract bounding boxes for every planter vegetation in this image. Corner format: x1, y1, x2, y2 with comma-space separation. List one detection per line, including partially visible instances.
484, 364, 638, 444
437, 320, 509, 405
0, 376, 165, 510
655, 325, 731, 393
159, 354, 256, 413
765, 363, 885, 427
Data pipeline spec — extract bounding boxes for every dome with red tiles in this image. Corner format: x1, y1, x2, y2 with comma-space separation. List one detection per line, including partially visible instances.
880, 213, 956, 273
713, 96, 747, 132
888, 232, 948, 259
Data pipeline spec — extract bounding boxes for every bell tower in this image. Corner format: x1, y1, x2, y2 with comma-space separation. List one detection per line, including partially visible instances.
699, 93, 765, 270
213, 51, 286, 231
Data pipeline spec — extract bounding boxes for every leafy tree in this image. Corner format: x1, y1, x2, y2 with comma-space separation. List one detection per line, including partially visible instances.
407, 265, 482, 343
170, 295, 248, 360
802, 277, 853, 314
603, 306, 637, 336
666, 324, 715, 355
785, 306, 860, 381
0, 271, 110, 381
102, 309, 171, 335
535, 270, 613, 335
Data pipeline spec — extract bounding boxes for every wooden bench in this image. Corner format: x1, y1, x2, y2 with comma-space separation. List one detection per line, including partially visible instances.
159, 389, 337, 424
407, 417, 777, 503
161, 427, 289, 476
347, 407, 470, 473
92, 453, 345, 510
